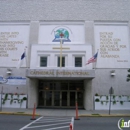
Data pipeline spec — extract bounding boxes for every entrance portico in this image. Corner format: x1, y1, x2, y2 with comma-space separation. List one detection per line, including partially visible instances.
38, 80, 84, 108
26, 69, 95, 110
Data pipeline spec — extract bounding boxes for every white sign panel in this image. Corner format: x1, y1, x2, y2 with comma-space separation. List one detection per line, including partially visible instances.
94, 23, 130, 68
39, 24, 85, 44
0, 24, 29, 67
0, 76, 8, 84
6, 77, 26, 85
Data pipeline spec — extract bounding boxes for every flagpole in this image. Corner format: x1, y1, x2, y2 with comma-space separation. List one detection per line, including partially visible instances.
86, 49, 99, 67
25, 46, 27, 68
94, 49, 99, 69
16, 46, 27, 69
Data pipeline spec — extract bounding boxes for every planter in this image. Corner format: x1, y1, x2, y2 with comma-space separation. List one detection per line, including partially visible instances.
2, 100, 10, 108
20, 101, 26, 108
19, 95, 27, 99
0, 94, 27, 108
10, 100, 20, 108
13, 95, 20, 99
94, 95, 130, 110
95, 102, 130, 110
95, 96, 109, 101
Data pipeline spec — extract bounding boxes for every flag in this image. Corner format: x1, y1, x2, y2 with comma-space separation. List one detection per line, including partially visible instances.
17, 51, 26, 69
21, 52, 26, 60
86, 52, 98, 65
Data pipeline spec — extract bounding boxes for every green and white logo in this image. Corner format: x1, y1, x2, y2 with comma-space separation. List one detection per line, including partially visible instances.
52, 28, 71, 42
118, 118, 130, 130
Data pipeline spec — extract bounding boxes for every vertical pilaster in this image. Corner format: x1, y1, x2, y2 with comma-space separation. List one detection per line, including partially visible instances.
27, 78, 38, 108
84, 79, 93, 110
27, 21, 39, 67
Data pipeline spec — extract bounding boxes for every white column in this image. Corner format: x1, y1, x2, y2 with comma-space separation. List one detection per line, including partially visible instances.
84, 79, 93, 110
27, 78, 38, 108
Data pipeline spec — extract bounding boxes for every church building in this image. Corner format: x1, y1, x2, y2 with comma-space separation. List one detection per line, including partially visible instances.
0, 0, 130, 110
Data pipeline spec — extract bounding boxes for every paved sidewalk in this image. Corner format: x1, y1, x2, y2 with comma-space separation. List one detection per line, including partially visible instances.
0, 108, 130, 117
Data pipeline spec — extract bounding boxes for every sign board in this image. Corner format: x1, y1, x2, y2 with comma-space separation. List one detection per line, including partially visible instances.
5, 77, 26, 85
0, 76, 3, 80
26, 69, 95, 78
94, 23, 130, 68
0, 76, 8, 84
39, 24, 85, 44
0, 24, 29, 67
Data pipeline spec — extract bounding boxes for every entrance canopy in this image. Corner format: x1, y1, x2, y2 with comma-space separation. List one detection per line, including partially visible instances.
26, 69, 95, 79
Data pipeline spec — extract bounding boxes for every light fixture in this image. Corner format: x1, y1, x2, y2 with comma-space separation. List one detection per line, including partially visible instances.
110, 70, 116, 76
76, 88, 80, 91
7, 68, 12, 75
7, 71, 11, 74
45, 86, 49, 90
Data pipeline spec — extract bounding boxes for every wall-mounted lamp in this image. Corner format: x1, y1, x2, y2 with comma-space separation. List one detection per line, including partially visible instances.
110, 70, 116, 76
45, 86, 49, 90
76, 87, 80, 91
7, 68, 12, 75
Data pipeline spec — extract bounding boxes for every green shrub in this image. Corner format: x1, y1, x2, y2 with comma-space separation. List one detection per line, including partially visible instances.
106, 96, 109, 100
120, 101, 123, 105
113, 101, 116, 105
95, 98, 100, 102
95, 93, 99, 96
101, 101, 103, 105
23, 97, 27, 100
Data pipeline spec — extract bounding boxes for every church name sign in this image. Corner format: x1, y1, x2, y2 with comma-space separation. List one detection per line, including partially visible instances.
26, 69, 95, 78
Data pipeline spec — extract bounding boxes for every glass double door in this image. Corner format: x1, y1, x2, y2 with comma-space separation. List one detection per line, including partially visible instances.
38, 91, 83, 107
39, 91, 69, 107
54, 91, 67, 106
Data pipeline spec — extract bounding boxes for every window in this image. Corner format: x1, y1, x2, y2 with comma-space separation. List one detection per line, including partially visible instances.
57, 57, 65, 67
40, 57, 47, 67
75, 57, 82, 67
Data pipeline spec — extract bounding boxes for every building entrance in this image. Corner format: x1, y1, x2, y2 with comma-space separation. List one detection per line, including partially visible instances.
38, 80, 84, 108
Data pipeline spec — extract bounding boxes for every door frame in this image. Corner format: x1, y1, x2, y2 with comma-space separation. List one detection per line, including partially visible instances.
38, 90, 83, 108
38, 80, 84, 108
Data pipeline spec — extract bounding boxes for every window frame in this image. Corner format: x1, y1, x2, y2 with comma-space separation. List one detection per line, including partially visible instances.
40, 56, 48, 67
57, 56, 65, 67
75, 57, 82, 67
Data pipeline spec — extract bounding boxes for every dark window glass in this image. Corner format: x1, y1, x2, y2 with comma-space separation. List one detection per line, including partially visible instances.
69, 81, 83, 90
58, 57, 65, 67
70, 92, 75, 106
40, 57, 47, 67
62, 92, 67, 106
61, 83, 68, 90
77, 92, 83, 106
43, 82, 53, 90
54, 91, 60, 106
46, 91, 52, 106
54, 82, 61, 90
38, 91, 44, 106
75, 57, 82, 67
39, 81, 44, 90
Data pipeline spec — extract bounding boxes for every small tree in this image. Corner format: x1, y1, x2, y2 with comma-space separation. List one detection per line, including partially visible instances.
126, 69, 130, 82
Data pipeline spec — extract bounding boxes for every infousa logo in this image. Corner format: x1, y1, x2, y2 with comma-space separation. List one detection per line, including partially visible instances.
118, 118, 130, 130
